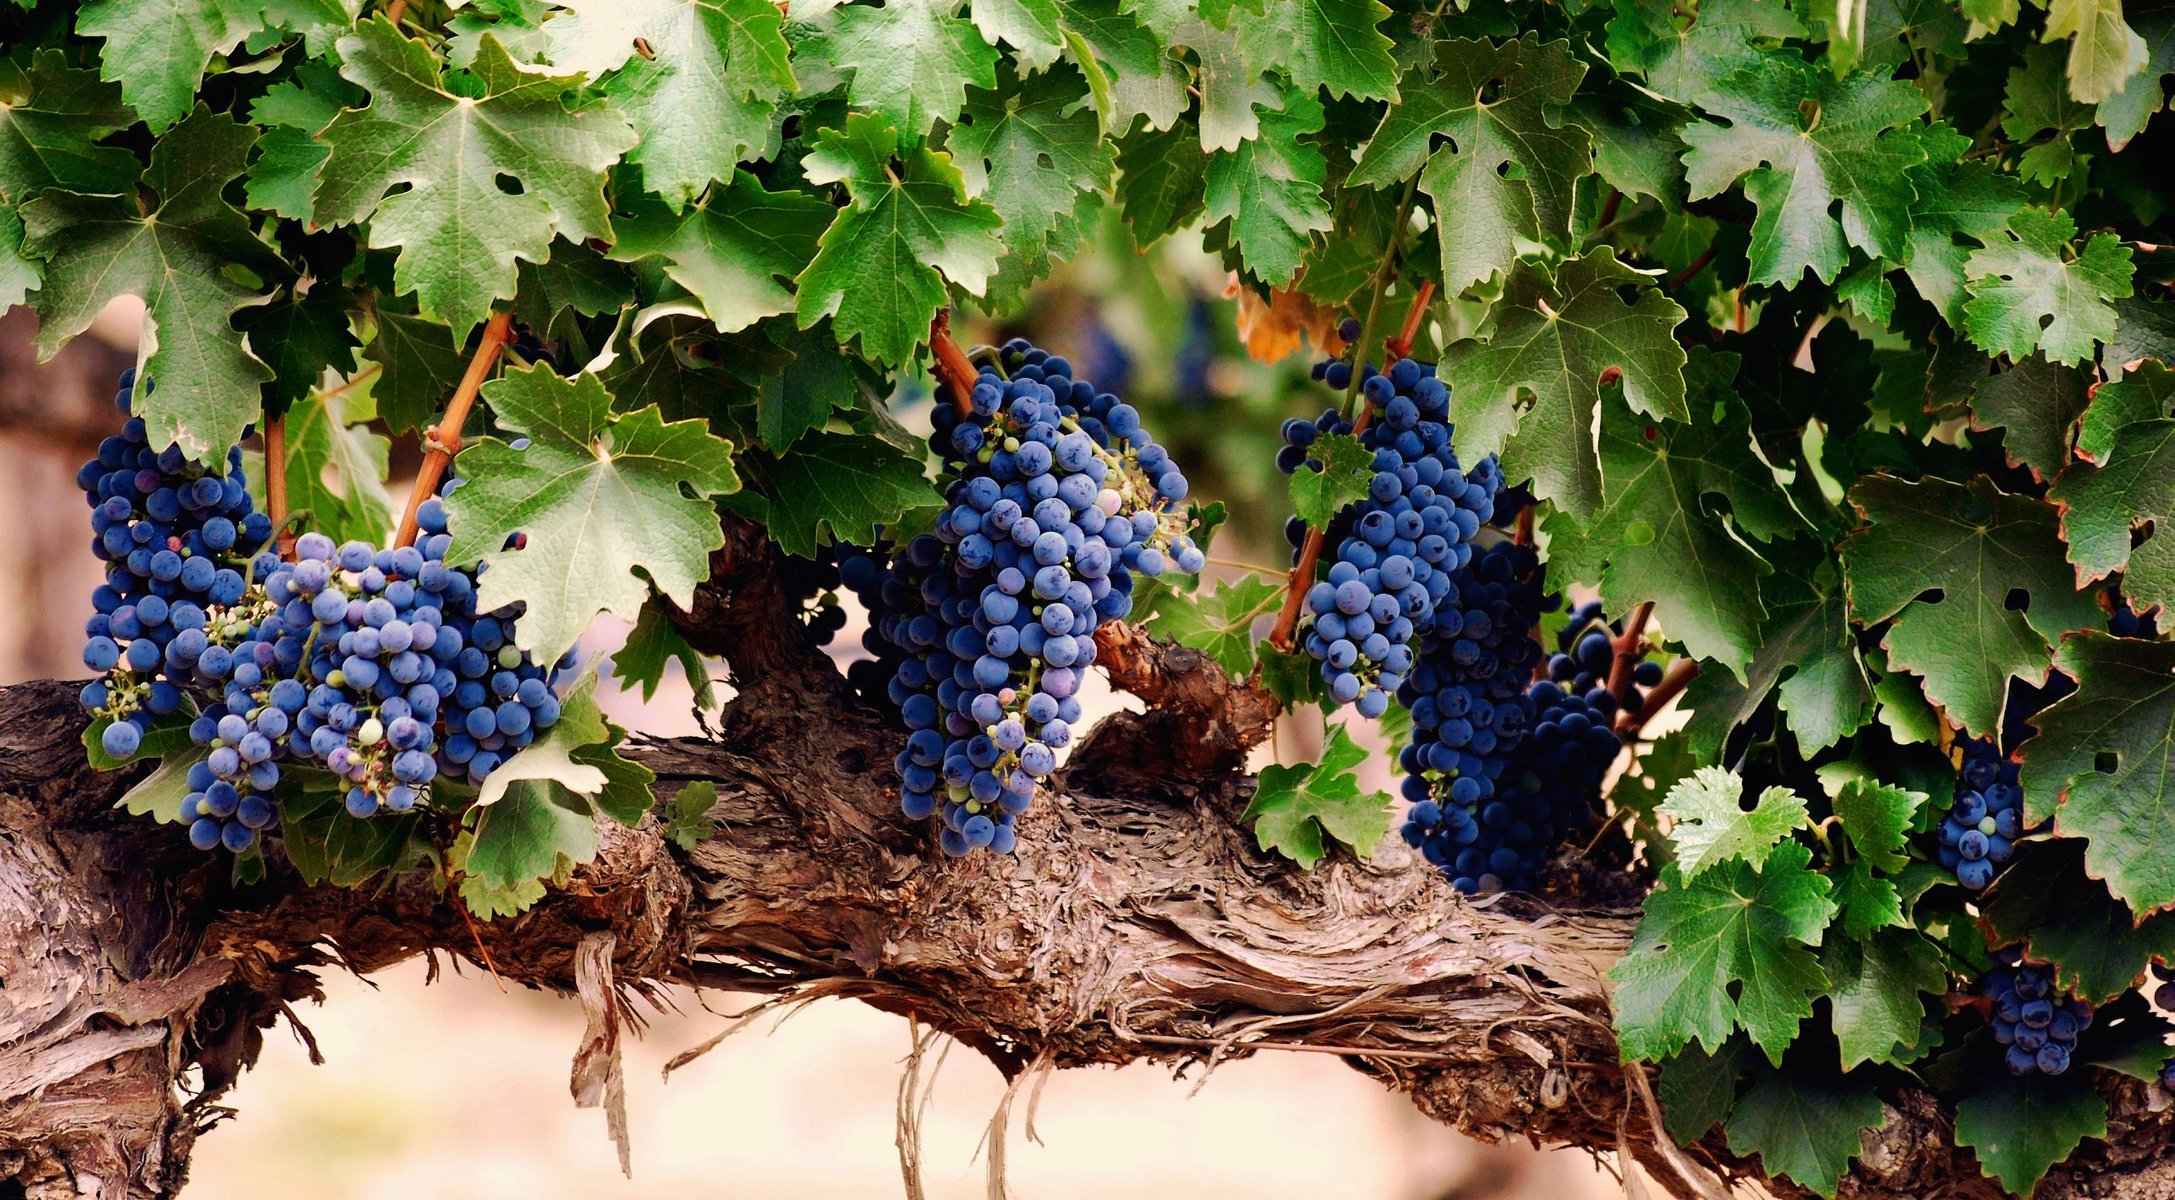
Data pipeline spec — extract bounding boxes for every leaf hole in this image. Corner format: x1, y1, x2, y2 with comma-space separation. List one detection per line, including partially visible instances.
495, 173, 525, 196
1036, 152, 1054, 170
1915, 587, 1946, 606
2096, 751, 2120, 774
2134, 518, 2154, 549
2004, 587, 2031, 613
1477, 77, 1506, 105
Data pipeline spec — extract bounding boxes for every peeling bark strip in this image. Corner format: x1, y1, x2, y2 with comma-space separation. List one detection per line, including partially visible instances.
0, 655, 2172, 1199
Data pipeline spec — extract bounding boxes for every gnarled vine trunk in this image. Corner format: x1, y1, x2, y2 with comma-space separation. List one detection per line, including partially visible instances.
2, 529, 2172, 1200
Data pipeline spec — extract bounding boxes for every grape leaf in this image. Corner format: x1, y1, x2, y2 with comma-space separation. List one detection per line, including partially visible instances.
796, 113, 1004, 365
1839, 474, 2103, 738
1059, 0, 1186, 136
1829, 860, 1906, 939
1680, 540, 1871, 758
1962, 206, 2135, 367
0, 207, 33, 310
115, 748, 209, 824
1244, 0, 1396, 103
1144, 575, 1282, 677
1172, 18, 1277, 152
948, 64, 1115, 270
613, 600, 717, 708
2097, 14, 2175, 148
664, 780, 719, 852
1980, 841, 2175, 1001
279, 770, 436, 887
237, 285, 362, 412
1240, 724, 1393, 869
1901, 126, 2026, 325
1114, 122, 1207, 248
19, 106, 279, 460
1539, 353, 1798, 677
446, 367, 741, 660
1444, 250, 1690, 518
1832, 779, 1922, 875
243, 62, 358, 223
801, 0, 996, 135
1202, 88, 1332, 285
1657, 767, 1809, 879
1287, 431, 1374, 529
73, 0, 326, 133
1953, 1071, 2107, 1198
1347, 36, 1590, 296
969, 0, 1064, 70
609, 172, 830, 334
1257, 642, 1329, 709
249, 383, 397, 547
753, 324, 857, 453
2075, 360, 2175, 463
2016, 633, 2175, 914
2051, 418, 2175, 616
1723, 1061, 1885, 1195
1604, 0, 1803, 108
1655, 1040, 1745, 1143
1967, 355, 2090, 482
313, 18, 640, 326
546, 0, 792, 210
729, 429, 941, 558
2045, 0, 2148, 103
364, 308, 466, 434
1824, 929, 1944, 1070
0, 51, 140, 201
1610, 841, 1837, 1063
1681, 57, 1928, 287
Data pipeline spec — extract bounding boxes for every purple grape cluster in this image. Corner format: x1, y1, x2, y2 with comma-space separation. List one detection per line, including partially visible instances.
1279, 356, 1496, 716
1986, 951, 2091, 1076
77, 369, 272, 759
1940, 739, 2024, 890
880, 339, 1204, 856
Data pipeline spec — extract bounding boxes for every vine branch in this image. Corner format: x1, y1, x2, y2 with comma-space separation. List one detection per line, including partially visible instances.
929, 310, 978, 419
394, 310, 513, 550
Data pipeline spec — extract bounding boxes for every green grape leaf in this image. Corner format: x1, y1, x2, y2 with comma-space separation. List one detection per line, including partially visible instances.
1257, 642, 1329, 708
1655, 1040, 1745, 1143
1202, 88, 1332, 285
1680, 540, 1871, 758
454, 785, 596, 918
613, 600, 717, 709
1953, 1071, 2107, 1198
1681, 57, 1928, 287
1114, 122, 1207, 249
1829, 859, 1906, 940
2050, 417, 2175, 614
471, 671, 651, 813
1244, 0, 1396, 102
1840, 474, 2103, 738
2045, 0, 2148, 103
252, 383, 397, 547
1657, 766, 1809, 879
1832, 778, 1923, 875
313, 18, 639, 326
1604, 0, 1803, 108
1240, 724, 1393, 869
1145, 575, 1282, 677
84, 716, 198, 772
244, 62, 357, 223
1539, 353, 1798, 677
236, 285, 362, 411
664, 780, 719, 852
1287, 432, 1374, 529
949, 64, 1114, 270
1444, 250, 1690, 518
801, 0, 996, 135
1963, 206, 2135, 367
0, 50, 140, 200
74, 0, 308, 132
2003, 44, 2100, 186
19, 106, 279, 460
512, 240, 630, 333
1723, 1062, 1885, 1196
1183, 19, 1278, 152
1980, 841, 2175, 1001
796, 113, 1004, 365
116, 747, 209, 824
0, 207, 34, 310
1059, 0, 1185, 136
1968, 355, 2090, 482
2016, 633, 2175, 914
609, 172, 830, 334
971, 0, 1064, 70
754, 324, 857, 453
547, 0, 792, 209
2075, 360, 2175, 462
364, 309, 467, 435
1902, 125, 2027, 325
729, 429, 941, 558
1347, 36, 1589, 296
1824, 928, 1944, 1070
446, 368, 741, 660
1611, 841, 1837, 1064
2097, 14, 2175, 148
279, 770, 436, 887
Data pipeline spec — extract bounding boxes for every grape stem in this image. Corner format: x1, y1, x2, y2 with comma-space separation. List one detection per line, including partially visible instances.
929, 310, 979, 419
384, 0, 407, 23
1383, 280, 1436, 360
1269, 404, 1374, 653
394, 310, 514, 550
1605, 601, 1654, 707
264, 409, 293, 560
1665, 248, 1717, 294
1616, 657, 1699, 736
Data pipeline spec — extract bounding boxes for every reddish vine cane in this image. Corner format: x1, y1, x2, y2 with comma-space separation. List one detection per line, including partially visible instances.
929, 310, 978, 420
264, 408, 293, 559
393, 309, 514, 550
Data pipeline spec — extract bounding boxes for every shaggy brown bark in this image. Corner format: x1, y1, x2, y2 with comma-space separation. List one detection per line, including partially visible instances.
3, 532, 2173, 1200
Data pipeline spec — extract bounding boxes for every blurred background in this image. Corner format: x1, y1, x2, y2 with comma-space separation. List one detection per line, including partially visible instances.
6, 221, 1653, 1199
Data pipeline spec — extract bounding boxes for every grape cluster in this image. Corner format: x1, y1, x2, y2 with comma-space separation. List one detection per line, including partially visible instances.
779, 546, 853, 647
880, 339, 1203, 856
837, 544, 902, 706
78, 370, 272, 759
1985, 951, 2092, 1076
1940, 738, 2024, 890
1279, 356, 1495, 716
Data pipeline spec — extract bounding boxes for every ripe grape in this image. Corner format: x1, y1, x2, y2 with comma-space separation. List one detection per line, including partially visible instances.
1982, 951, 2091, 1077
1940, 739, 2026, 890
